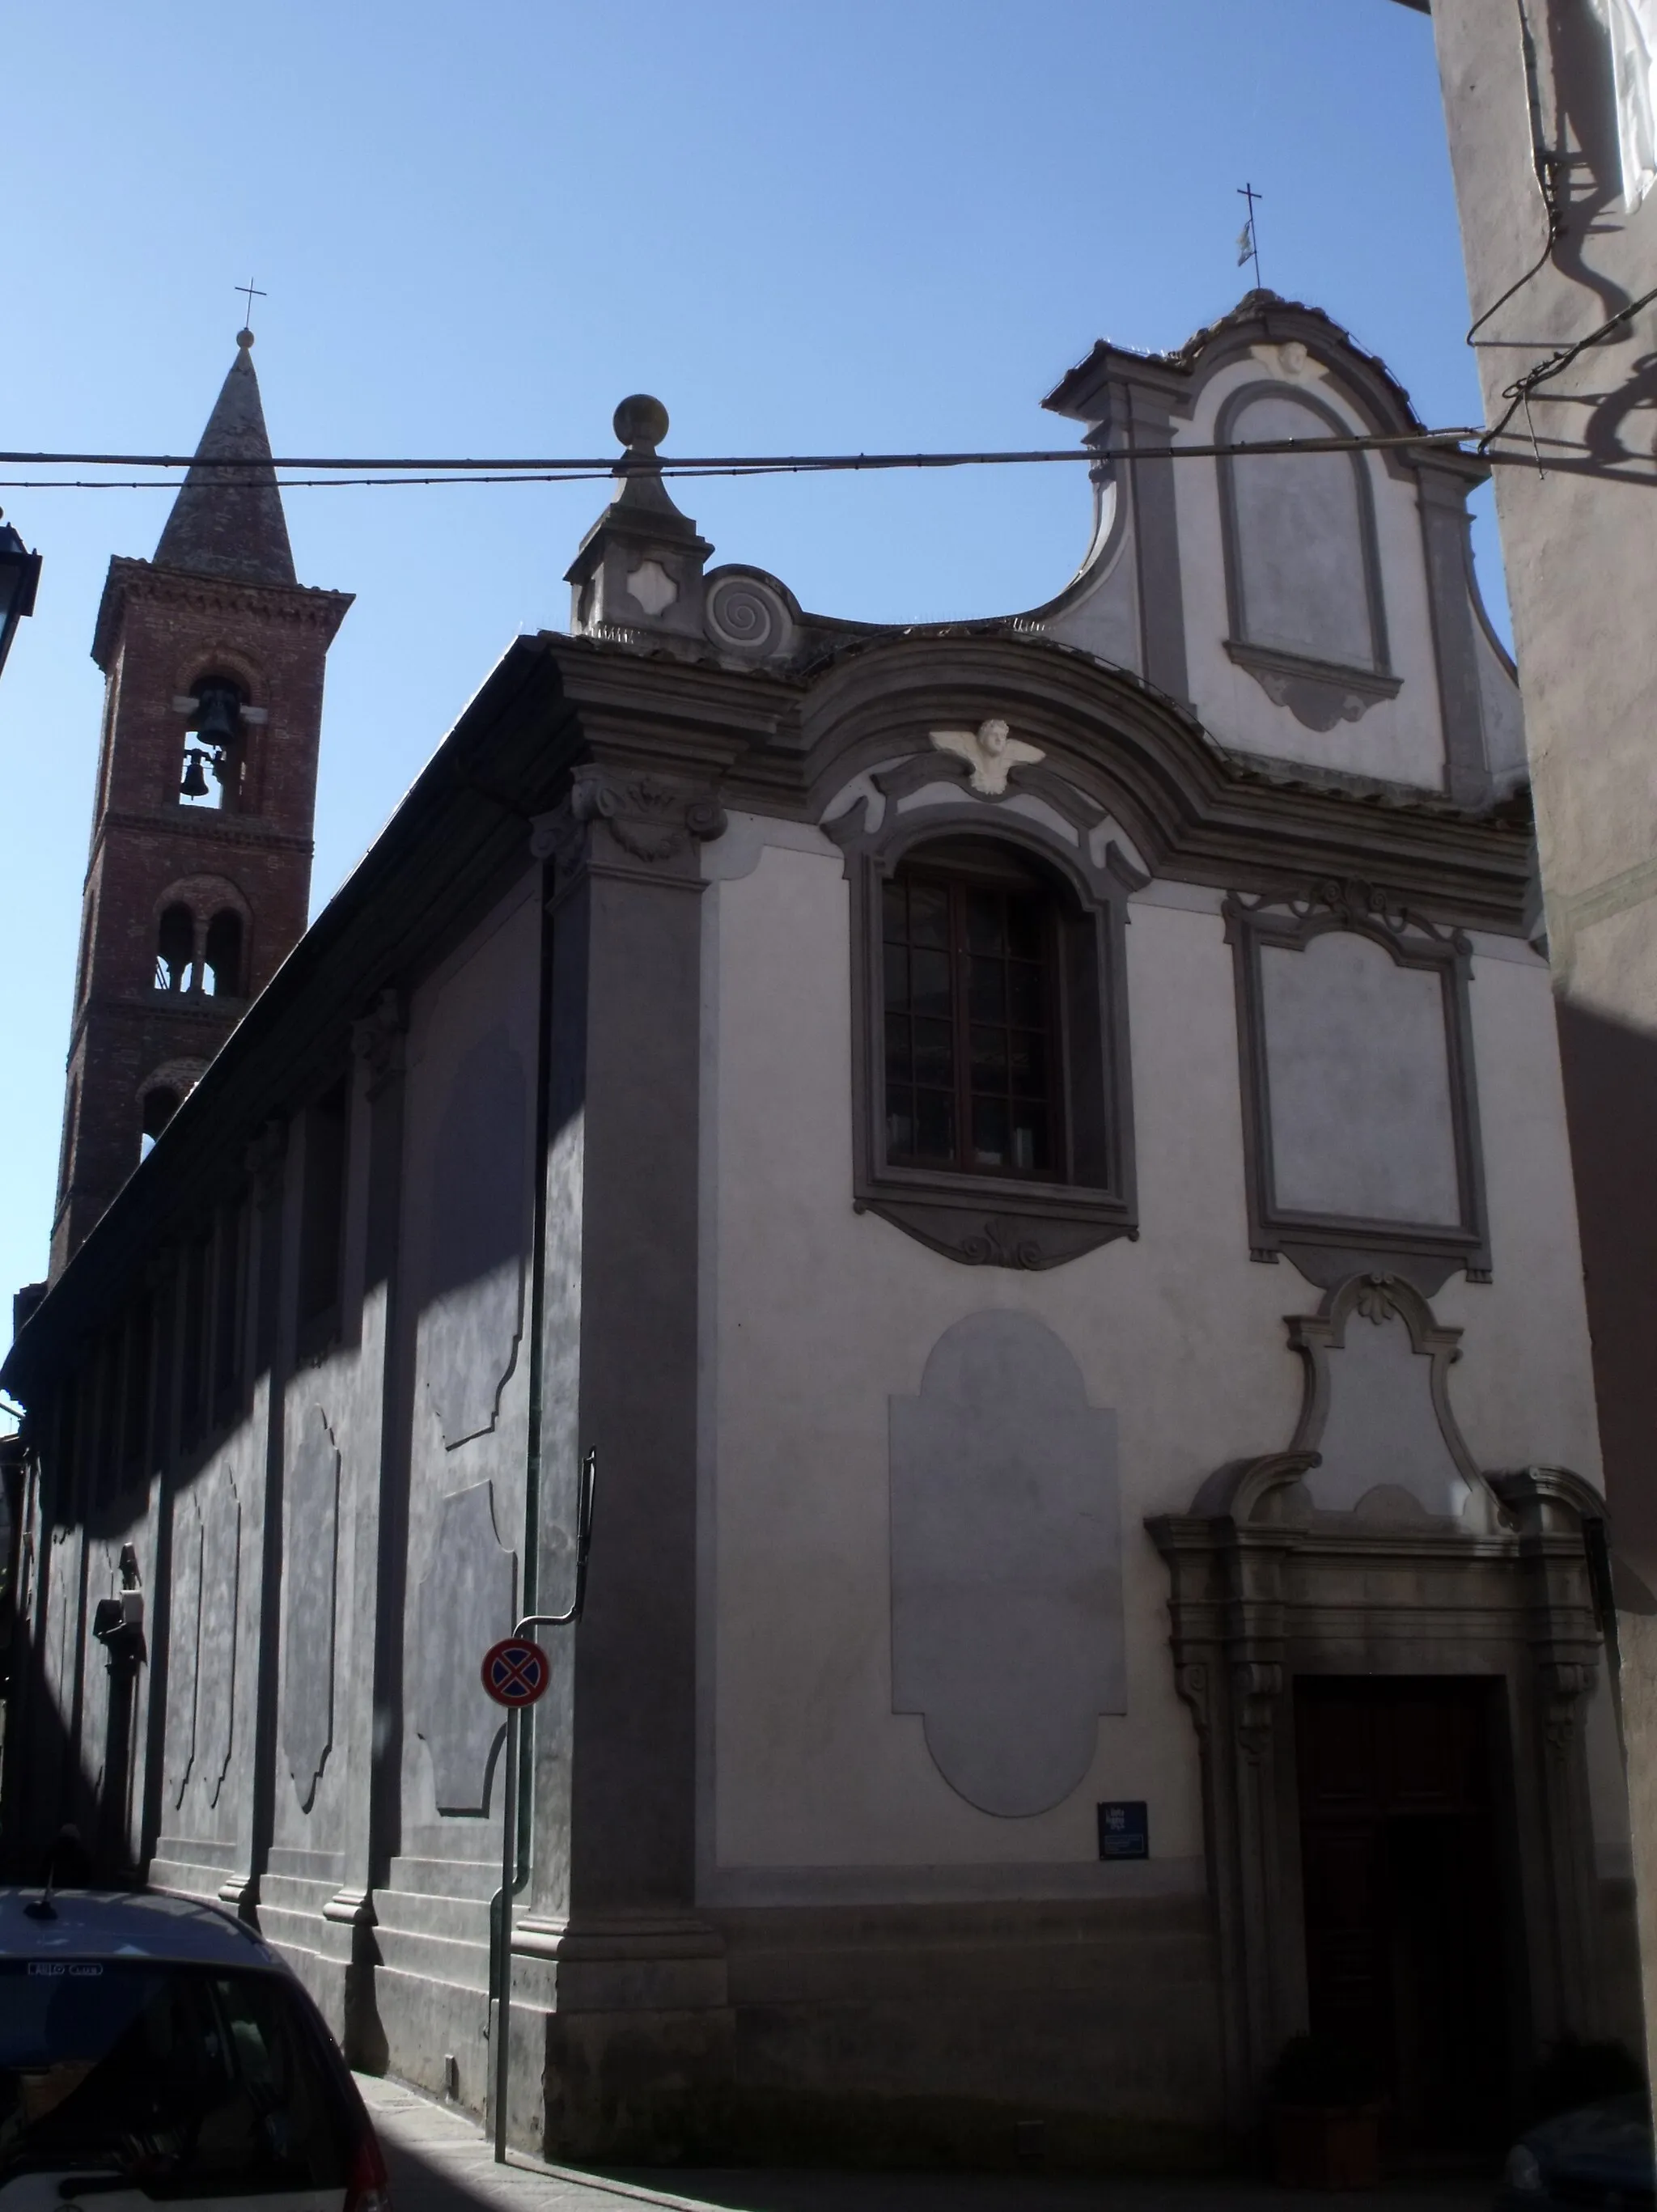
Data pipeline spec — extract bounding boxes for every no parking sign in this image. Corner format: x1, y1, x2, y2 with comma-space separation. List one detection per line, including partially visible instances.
480, 1638, 550, 1708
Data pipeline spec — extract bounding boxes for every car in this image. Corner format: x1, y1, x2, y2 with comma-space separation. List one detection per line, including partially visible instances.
0, 1883, 392, 2212
1497, 2092, 1655, 2210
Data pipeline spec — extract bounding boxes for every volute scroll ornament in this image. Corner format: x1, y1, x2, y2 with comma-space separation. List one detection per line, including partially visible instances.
705, 569, 794, 659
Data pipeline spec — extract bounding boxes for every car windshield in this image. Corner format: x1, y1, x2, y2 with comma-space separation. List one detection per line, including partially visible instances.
0, 1961, 351, 2197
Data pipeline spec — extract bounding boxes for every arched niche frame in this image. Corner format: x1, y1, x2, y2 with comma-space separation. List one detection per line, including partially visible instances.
1215, 379, 1401, 734
823, 747, 1142, 1269
1227, 875, 1490, 1291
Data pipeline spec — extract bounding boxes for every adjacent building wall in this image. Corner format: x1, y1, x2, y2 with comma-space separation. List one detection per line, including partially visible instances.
1417, 0, 1657, 2074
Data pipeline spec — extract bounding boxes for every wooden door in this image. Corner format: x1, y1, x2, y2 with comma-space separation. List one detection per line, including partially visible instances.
1295, 1676, 1511, 2149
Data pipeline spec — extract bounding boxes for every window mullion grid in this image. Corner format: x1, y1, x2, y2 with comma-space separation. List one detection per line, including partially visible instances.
950, 881, 973, 1174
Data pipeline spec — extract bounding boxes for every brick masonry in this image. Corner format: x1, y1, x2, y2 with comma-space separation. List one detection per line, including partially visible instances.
51, 514, 350, 1276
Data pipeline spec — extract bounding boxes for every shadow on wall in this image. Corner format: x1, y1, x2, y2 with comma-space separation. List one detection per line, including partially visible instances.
0, 1617, 104, 1880
1554, 996, 1657, 1590
1540, 0, 1633, 327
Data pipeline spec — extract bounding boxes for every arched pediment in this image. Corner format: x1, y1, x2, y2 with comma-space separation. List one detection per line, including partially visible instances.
781, 628, 1528, 929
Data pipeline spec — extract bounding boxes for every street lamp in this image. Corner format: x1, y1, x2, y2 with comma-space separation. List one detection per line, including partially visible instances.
0, 514, 40, 683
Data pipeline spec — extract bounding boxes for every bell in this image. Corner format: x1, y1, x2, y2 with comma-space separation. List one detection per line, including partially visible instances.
180, 751, 210, 799
194, 682, 242, 749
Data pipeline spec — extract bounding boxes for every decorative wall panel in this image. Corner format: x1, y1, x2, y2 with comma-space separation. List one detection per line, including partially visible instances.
197, 1467, 241, 1809
282, 1405, 341, 1812
411, 1480, 516, 1815
421, 1028, 528, 1449
890, 1311, 1123, 1816
165, 1506, 203, 1810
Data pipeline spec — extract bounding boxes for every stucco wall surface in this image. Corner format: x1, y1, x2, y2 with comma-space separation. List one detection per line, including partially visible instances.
394, 875, 540, 1867
699, 821, 1609, 1902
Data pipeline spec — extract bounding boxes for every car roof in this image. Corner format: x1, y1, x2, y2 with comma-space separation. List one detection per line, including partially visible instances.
0, 1886, 284, 1969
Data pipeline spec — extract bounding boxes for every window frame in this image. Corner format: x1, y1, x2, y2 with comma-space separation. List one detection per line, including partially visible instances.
881, 852, 1070, 1184
834, 769, 1138, 1270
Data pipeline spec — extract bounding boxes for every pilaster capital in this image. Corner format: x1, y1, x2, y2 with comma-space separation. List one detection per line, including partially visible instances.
532, 765, 727, 892
244, 1116, 288, 1209
350, 987, 406, 1095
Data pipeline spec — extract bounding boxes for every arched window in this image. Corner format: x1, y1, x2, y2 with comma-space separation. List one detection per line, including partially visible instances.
883, 843, 1062, 1176
844, 808, 1136, 1269
204, 909, 243, 998
155, 903, 195, 992
179, 676, 245, 811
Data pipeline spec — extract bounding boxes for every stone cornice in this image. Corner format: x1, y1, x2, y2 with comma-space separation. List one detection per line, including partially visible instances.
91, 807, 313, 862
5, 621, 1535, 1394
93, 556, 353, 670
539, 628, 1529, 926
62, 989, 246, 1064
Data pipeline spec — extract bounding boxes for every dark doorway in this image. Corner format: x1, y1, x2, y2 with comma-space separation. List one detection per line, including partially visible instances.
1295, 1675, 1513, 2151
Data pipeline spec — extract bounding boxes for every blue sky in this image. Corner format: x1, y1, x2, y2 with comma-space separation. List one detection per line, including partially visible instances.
0, 0, 1491, 1337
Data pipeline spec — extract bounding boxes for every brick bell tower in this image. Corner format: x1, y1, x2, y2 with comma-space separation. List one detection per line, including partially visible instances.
50, 329, 351, 1277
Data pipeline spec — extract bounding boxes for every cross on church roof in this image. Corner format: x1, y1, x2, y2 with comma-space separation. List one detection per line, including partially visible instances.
235, 278, 266, 336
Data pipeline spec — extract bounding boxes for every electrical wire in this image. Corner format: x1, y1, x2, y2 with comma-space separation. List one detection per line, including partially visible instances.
0, 425, 1493, 496
1481, 282, 1657, 451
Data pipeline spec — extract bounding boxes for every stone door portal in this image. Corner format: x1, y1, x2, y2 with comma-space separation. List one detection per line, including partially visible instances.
1295, 1676, 1513, 2150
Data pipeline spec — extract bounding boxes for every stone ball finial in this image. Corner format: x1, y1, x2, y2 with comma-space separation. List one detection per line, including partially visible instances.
613, 393, 668, 451
236, 328, 255, 350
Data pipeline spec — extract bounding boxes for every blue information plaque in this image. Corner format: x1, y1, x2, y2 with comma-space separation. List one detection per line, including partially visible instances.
1096, 1799, 1149, 1860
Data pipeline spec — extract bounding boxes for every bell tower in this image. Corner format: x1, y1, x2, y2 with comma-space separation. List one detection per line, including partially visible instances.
50, 329, 352, 1277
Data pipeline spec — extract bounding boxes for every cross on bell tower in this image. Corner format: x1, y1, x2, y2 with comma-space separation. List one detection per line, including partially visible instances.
49, 331, 353, 1277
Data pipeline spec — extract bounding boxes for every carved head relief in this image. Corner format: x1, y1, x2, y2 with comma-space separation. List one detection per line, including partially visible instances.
929, 718, 1045, 796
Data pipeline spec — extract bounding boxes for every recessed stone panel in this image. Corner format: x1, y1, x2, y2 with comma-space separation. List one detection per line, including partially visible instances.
412, 1480, 516, 1815
197, 1466, 241, 1809
890, 1311, 1123, 1817
164, 1507, 203, 1809
1261, 929, 1460, 1227
421, 1028, 528, 1449
282, 1405, 341, 1813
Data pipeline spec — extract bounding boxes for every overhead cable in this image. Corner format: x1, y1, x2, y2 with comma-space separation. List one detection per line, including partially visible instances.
0, 424, 1494, 498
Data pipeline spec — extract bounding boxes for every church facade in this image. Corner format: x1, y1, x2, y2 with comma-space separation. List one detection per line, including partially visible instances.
2, 293, 1638, 2159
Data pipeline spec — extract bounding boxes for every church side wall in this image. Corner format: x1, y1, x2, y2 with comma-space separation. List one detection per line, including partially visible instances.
371, 871, 541, 2108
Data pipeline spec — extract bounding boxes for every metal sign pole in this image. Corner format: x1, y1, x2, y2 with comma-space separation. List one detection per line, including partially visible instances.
492, 1702, 519, 2163
487, 1447, 597, 2164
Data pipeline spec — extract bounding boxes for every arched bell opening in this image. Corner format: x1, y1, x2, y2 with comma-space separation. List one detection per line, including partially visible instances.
155, 904, 195, 993
204, 909, 243, 998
